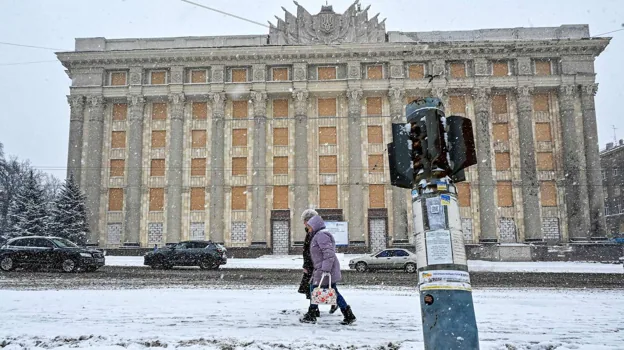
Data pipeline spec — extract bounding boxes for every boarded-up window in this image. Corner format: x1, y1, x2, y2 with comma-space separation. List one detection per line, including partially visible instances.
408, 64, 425, 79
456, 183, 471, 207
319, 156, 338, 174
152, 103, 167, 120
110, 72, 127, 86
231, 68, 247, 82
273, 128, 288, 146
535, 60, 552, 76
367, 65, 383, 79
190, 188, 205, 211
318, 98, 337, 117
273, 186, 289, 209
273, 157, 288, 175
273, 99, 289, 117
150, 71, 166, 85
492, 62, 509, 77
540, 181, 557, 207
450, 62, 466, 78
495, 152, 511, 171
232, 157, 247, 176
492, 124, 509, 143
368, 155, 384, 173
192, 130, 207, 148
368, 126, 383, 144
272, 67, 289, 81
537, 152, 554, 171
151, 131, 166, 148
190, 69, 207, 84
191, 158, 207, 176
369, 184, 385, 208
497, 182, 513, 207
150, 159, 165, 177
233, 129, 248, 147
449, 95, 466, 115
492, 95, 508, 114
192, 102, 208, 120
110, 159, 125, 177
232, 100, 248, 118
318, 66, 337, 80
535, 123, 552, 142
112, 103, 128, 121
108, 188, 123, 211
149, 188, 164, 211
533, 94, 549, 112
231, 187, 247, 210
366, 97, 382, 115
111, 131, 126, 149
319, 127, 337, 145
319, 185, 338, 208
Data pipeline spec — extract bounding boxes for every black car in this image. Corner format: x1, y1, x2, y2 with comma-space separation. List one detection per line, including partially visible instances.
0, 236, 105, 273
144, 240, 227, 270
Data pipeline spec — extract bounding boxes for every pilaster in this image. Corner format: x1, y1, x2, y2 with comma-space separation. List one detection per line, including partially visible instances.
251, 90, 268, 245
123, 95, 145, 245
293, 88, 309, 242
209, 92, 226, 243
165, 92, 185, 244
347, 88, 365, 243
388, 88, 409, 241
67, 95, 86, 183
84, 95, 105, 245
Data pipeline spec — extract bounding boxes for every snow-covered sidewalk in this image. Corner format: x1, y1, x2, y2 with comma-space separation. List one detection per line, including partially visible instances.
106, 254, 624, 274
0, 287, 622, 349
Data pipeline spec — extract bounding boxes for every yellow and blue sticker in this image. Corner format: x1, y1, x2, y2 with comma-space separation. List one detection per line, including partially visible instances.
440, 194, 451, 206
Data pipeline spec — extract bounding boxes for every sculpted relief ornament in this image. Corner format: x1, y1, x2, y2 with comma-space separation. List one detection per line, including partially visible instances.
251, 91, 268, 117
292, 89, 309, 116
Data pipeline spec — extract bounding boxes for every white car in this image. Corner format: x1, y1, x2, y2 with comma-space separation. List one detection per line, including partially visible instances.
348, 248, 418, 273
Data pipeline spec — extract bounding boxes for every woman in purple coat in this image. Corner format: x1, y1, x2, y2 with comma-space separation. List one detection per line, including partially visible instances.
299, 214, 356, 325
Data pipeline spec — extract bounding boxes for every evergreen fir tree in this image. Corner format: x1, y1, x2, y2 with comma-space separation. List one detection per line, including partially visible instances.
49, 175, 89, 245
7, 170, 49, 237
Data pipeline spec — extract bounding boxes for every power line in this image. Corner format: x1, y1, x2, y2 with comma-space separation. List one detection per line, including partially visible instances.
0, 41, 67, 51
0, 60, 59, 67
180, 0, 269, 28
593, 27, 624, 37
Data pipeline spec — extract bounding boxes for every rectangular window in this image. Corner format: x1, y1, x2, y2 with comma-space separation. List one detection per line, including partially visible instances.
366, 65, 383, 79
112, 103, 128, 121
110, 71, 127, 86
191, 158, 206, 176
273, 128, 289, 146
535, 60, 552, 76
615, 186, 621, 197
318, 66, 337, 80
366, 97, 382, 115
533, 94, 550, 112
537, 152, 554, 171
449, 95, 466, 115
151, 130, 166, 148
492, 95, 508, 114
231, 68, 248, 83
231, 186, 247, 210
273, 186, 289, 209
492, 124, 509, 143
152, 103, 167, 120
190, 69, 207, 84
110, 159, 125, 177
368, 155, 384, 173
232, 129, 248, 147
190, 188, 205, 211
149, 188, 164, 211
495, 152, 511, 171
150, 159, 165, 177
319, 155, 338, 174
319, 185, 338, 209
150, 71, 167, 85
456, 183, 471, 207
492, 61, 509, 77
273, 99, 289, 118
614, 168, 619, 176
191, 130, 207, 148
450, 62, 467, 78
497, 181, 514, 207
367, 126, 383, 144
602, 170, 606, 180
232, 100, 248, 118
319, 127, 337, 145
192, 102, 208, 120
108, 188, 124, 211
540, 181, 557, 207
232, 157, 247, 176
369, 184, 385, 208
273, 157, 288, 175
535, 123, 552, 142
272, 67, 289, 81
111, 131, 126, 149
318, 98, 337, 117
408, 64, 425, 79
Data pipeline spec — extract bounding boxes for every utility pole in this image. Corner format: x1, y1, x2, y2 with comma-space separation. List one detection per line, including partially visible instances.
388, 97, 479, 349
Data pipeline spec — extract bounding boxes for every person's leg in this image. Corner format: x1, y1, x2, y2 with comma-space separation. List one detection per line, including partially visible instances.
332, 283, 356, 324
309, 284, 319, 310
331, 283, 348, 310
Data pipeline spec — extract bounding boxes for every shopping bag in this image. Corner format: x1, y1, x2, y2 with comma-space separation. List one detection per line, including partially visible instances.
311, 273, 337, 305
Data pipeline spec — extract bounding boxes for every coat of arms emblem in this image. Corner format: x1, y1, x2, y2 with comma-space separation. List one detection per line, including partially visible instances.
319, 12, 335, 34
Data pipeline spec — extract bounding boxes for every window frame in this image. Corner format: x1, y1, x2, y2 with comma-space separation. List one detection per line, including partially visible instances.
148, 70, 168, 85
449, 61, 468, 79
365, 64, 384, 80
491, 60, 511, 77
229, 67, 249, 83
108, 71, 128, 86
317, 65, 338, 81
407, 63, 426, 80
188, 68, 209, 84
270, 67, 290, 81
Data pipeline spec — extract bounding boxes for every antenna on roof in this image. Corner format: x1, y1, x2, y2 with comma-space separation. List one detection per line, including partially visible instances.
613, 125, 618, 144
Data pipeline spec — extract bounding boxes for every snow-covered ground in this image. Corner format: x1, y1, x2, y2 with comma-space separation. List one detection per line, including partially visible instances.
106, 254, 624, 274
0, 287, 622, 349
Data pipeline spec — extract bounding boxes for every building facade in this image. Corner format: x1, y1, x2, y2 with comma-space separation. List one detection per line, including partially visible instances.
600, 141, 624, 235
57, 3, 610, 250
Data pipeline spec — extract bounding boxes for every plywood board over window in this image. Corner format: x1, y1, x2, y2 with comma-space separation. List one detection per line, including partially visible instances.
150, 159, 165, 177
492, 124, 510, 143
495, 152, 511, 171
152, 103, 167, 120
408, 64, 425, 79
191, 158, 207, 176
110, 72, 127, 86
231, 68, 247, 82
192, 130, 207, 148
319, 185, 338, 209
231, 187, 247, 210
535, 123, 552, 142
450, 62, 467, 78
232, 157, 247, 176
273, 186, 289, 209
497, 181, 514, 207
150, 71, 166, 85
540, 181, 557, 207
537, 152, 554, 170
369, 184, 385, 208
190, 187, 205, 211
318, 98, 337, 117
492, 61, 509, 77
149, 188, 165, 211
368, 155, 384, 173
533, 94, 550, 112
318, 66, 337, 80
367, 65, 383, 79
151, 131, 166, 148
319, 127, 337, 145
368, 126, 383, 144
449, 95, 466, 115
232, 100, 248, 118
366, 97, 382, 115
273, 157, 288, 175
456, 183, 471, 207
273, 128, 289, 146
190, 69, 207, 84
110, 159, 125, 177
492, 95, 508, 114
112, 104, 128, 121
108, 188, 124, 211
232, 129, 248, 147
273, 99, 289, 118
272, 67, 289, 81
319, 156, 338, 174
535, 60, 552, 76
192, 102, 208, 120
111, 131, 126, 149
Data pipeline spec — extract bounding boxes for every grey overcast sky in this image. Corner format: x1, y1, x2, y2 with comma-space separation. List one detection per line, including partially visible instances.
0, 0, 622, 179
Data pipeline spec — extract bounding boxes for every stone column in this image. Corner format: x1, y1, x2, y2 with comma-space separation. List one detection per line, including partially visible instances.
388, 87, 409, 242
123, 95, 145, 245
209, 92, 226, 243
166, 93, 185, 244
84, 95, 105, 245
580, 84, 606, 239
251, 91, 268, 245
516, 86, 542, 241
293, 89, 309, 242
474, 88, 498, 242
67, 95, 85, 184
347, 88, 364, 243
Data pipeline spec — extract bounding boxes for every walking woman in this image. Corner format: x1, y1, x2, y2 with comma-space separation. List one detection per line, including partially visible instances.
300, 214, 356, 325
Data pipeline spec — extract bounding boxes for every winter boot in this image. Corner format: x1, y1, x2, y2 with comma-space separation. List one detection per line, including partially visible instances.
313, 308, 320, 318
299, 306, 318, 324
329, 305, 338, 314
340, 306, 356, 325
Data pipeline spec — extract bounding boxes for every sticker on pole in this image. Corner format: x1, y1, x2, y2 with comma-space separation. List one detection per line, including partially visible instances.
418, 270, 472, 292
440, 194, 451, 206
425, 229, 453, 265
436, 181, 448, 191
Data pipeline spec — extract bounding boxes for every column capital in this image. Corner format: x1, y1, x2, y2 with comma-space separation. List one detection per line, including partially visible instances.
346, 88, 363, 114
292, 89, 309, 116
388, 87, 405, 120
251, 90, 268, 117
67, 95, 85, 109
210, 92, 226, 118
88, 95, 105, 108
581, 83, 599, 97
168, 92, 186, 105
127, 95, 145, 107
516, 86, 534, 98
558, 84, 577, 97
474, 87, 492, 111
431, 87, 448, 99
169, 93, 185, 121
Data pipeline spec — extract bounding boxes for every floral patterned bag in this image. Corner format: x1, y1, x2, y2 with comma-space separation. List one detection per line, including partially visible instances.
311, 273, 337, 306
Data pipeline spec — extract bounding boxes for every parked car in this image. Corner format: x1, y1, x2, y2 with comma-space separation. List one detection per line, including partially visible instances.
348, 248, 418, 273
0, 236, 105, 273
144, 240, 227, 270
619, 256, 624, 270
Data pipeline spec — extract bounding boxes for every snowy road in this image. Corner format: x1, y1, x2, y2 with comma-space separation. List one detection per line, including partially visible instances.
0, 287, 622, 350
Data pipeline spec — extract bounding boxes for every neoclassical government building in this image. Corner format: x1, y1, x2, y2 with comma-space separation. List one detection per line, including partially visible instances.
57, 2, 609, 251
